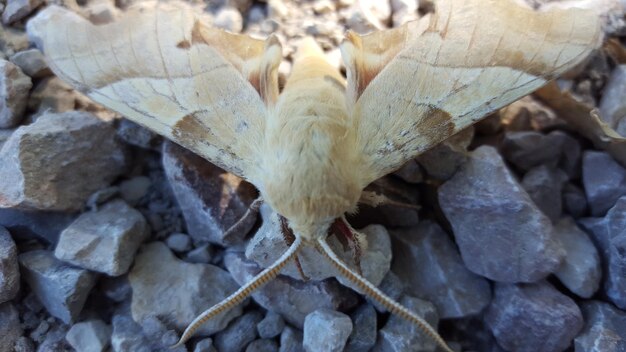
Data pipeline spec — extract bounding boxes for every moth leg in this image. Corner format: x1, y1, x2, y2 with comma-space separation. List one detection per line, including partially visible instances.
330, 217, 366, 276
222, 196, 264, 243
279, 216, 310, 281
316, 239, 454, 352
359, 191, 420, 210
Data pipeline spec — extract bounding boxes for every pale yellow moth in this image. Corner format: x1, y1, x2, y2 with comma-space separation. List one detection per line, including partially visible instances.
32, 0, 601, 350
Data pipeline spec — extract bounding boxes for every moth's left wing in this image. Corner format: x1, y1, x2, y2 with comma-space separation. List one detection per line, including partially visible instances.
342, 0, 602, 184
30, 4, 281, 180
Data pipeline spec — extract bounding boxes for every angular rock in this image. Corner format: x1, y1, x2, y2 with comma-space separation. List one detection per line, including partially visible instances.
0, 208, 75, 244
485, 281, 583, 352
280, 326, 305, 352
193, 338, 216, 352
9, 48, 50, 78
54, 199, 148, 276
582, 151, 626, 216
13, 336, 35, 352
140, 315, 184, 351
224, 251, 358, 328
391, 221, 492, 318
0, 226, 19, 303
438, 146, 564, 283
165, 232, 192, 253
392, 159, 423, 184
579, 197, 626, 309
27, 77, 79, 114
2, 0, 43, 24
501, 131, 563, 171
66, 320, 111, 352
246, 339, 279, 352
118, 176, 151, 205
214, 310, 263, 352
553, 131, 582, 179
116, 119, 161, 150
37, 325, 70, 352
375, 295, 440, 352
128, 242, 242, 336
390, 0, 418, 27
563, 183, 588, 218
0, 302, 21, 352
18, 250, 97, 323
247, 204, 392, 289
345, 304, 377, 352
162, 141, 258, 245
257, 311, 285, 339
185, 244, 215, 264
110, 314, 151, 352
0, 111, 128, 211
574, 301, 626, 352
303, 309, 352, 352
0, 59, 31, 128
214, 7, 243, 32
521, 165, 568, 223
599, 65, 626, 137
553, 217, 601, 298
416, 127, 473, 181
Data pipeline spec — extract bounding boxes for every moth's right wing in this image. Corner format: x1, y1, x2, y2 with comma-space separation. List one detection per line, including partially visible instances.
31, 4, 281, 180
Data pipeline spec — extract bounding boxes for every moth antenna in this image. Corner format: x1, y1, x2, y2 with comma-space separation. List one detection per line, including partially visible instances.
171, 235, 302, 348
316, 239, 454, 352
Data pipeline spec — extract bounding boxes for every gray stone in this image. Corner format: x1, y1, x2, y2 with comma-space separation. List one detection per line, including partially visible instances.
390, 0, 419, 26
13, 336, 35, 352
563, 183, 588, 218
214, 310, 263, 352
2, 0, 43, 24
18, 250, 96, 323
223, 251, 358, 328
110, 314, 150, 352
118, 176, 151, 205
374, 295, 440, 352
553, 131, 582, 179
194, 338, 217, 352
553, 217, 601, 298
599, 65, 626, 136
0, 208, 75, 244
501, 131, 564, 171
369, 271, 405, 312
37, 325, 71, 352
0, 59, 31, 128
65, 320, 111, 352
579, 197, 626, 309
165, 232, 192, 252
139, 315, 184, 351
438, 146, 564, 283
0, 302, 21, 352
357, 177, 420, 228
521, 165, 567, 222
185, 244, 215, 264
0, 111, 128, 211
128, 242, 242, 336
247, 205, 392, 289
485, 281, 583, 352
416, 127, 473, 181
392, 159, 423, 184
54, 199, 148, 276
9, 49, 50, 78
303, 309, 352, 352
257, 311, 285, 339
116, 119, 160, 150
280, 326, 304, 352
582, 151, 626, 216
214, 7, 243, 32
574, 301, 626, 352
246, 339, 279, 352
391, 221, 492, 318
0, 226, 19, 303
162, 141, 257, 245
345, 304, 377, 352
100, 275, 131, 303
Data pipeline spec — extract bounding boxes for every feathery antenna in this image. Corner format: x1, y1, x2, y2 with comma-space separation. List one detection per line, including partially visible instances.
316, 238, 454, 352
172, 236, 303, 348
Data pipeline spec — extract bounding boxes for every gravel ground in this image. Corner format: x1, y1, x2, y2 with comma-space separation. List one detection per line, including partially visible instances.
1, 0, 626, 351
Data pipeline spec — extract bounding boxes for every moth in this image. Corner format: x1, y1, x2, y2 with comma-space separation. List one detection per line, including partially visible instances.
32, 0, 601, 350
